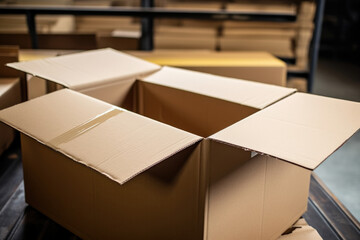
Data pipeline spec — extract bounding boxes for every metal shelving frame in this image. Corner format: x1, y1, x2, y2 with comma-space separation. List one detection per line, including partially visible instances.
0, 0, 324, 92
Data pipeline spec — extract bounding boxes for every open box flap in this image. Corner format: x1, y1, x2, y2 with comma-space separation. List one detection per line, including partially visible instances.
0, 89, 201, 184
0, 78, 19, 97
210, 93, 360, 170
140, 66, 295, 109
7, 48, 161, 90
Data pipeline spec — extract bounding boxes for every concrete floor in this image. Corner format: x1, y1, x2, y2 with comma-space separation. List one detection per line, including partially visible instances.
313, 57, 360, 222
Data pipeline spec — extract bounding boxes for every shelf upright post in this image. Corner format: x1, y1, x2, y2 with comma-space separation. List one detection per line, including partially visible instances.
308, 0, 326, 92
26, 10, 38, 49
140, 0, 154, 51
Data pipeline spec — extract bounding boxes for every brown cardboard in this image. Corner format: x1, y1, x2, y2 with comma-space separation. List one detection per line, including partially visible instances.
0, 78, 21, 155
154, 35, 217, 50
211, 93, 360, 169
0, 45, 22, 78
128, 50, 287, 86
207, 94, 359, 239
279, 219, 322, 240
1, 89, 203, 240
8, 48, 161, 105
226, 3, 297, 15
219, 37, 294, 58
96, 30, 140, 50
2, 49, 358, 240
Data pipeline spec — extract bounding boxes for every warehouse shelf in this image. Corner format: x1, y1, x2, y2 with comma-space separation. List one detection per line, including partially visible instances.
0, 0, 324, 92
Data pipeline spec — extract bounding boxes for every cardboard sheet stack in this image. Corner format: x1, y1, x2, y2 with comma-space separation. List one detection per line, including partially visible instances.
2, 48, 359, 240
154, 2, 222, 50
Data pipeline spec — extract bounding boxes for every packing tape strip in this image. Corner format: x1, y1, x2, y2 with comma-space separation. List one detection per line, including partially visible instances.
48, 107, 122, 147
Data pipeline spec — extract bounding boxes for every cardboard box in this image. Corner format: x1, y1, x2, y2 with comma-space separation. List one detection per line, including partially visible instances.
226, 3, 297, 15
222, 28, 297, 38
278, 218, 322, 240
3, 49, 359, 239
0, 78, 21, 155
0, 46, 22, 78
128, 50, 287, 86
219, 37, 294, 58
96, 30, 140, 50
154, 35, 217, 50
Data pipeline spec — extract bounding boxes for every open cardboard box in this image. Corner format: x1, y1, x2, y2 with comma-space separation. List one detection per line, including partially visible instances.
2, 49, 359, 240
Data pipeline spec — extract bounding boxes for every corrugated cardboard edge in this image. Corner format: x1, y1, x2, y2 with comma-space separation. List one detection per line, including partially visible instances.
7, 62, 161, 91
209, 127, 359, 170
0, 107, 203, 185
6, 48, 162, 90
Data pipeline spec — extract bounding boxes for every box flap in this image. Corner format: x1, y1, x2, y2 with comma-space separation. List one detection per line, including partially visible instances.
141, 66, 295, 109
7, 48, 161, 90
0, 89, 201, 184
210, 93, 360, 170
0, 78, 19, 97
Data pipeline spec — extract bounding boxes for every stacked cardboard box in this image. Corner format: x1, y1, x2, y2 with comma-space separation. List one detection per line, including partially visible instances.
0, 46, 22, 155
154, 1, 222, 50
128, 50, 287, 86
3, 49, 359, 239
154, 26, 218, 50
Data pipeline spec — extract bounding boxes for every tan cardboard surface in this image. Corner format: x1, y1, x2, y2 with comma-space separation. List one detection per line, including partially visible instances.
211, 93, 360, 169
128, 50, 287, 86
8, 48, 160, 90
21, 133, 203, 240
206, 142, 310, 240
141, 66, 295, 109
0, 89, 201, 184
154, 35, 216, 50
128, 50, 285, 67
0, 78, 21, 155
278, 219, 322, 240
226, 3, 296, 15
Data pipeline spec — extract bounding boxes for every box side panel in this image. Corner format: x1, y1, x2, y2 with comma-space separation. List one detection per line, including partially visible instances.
206, 141, 265, 240
261, 156, 311, 240
138, 82, 258, 137
21, 134, 94, 240
21, 134, 203, 240
93, 143, 204, 240
0, 79, 21, 155
27, 76, 47, 100
79, 77, 136, 109
181, 66, 286, 87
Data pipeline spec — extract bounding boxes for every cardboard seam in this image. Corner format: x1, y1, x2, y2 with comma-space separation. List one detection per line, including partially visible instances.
260, 90, 296, 109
